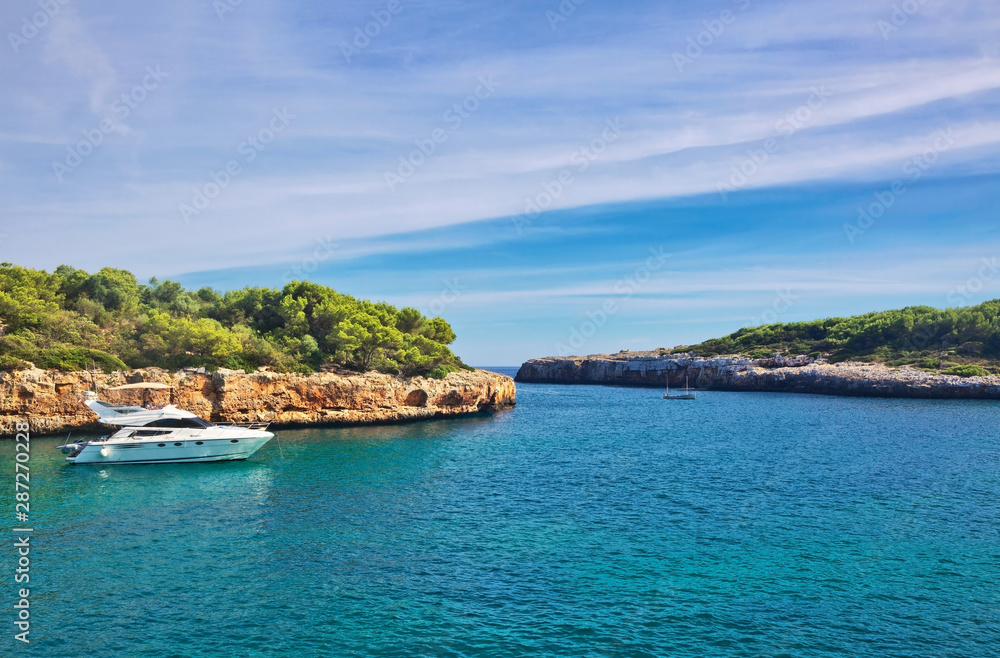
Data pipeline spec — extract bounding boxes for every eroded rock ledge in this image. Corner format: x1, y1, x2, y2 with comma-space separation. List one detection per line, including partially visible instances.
0, 367, 516, 435
516, 351, 1000, 400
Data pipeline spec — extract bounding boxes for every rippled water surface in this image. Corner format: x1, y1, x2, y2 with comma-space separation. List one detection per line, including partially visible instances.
4, 373, 1000, 656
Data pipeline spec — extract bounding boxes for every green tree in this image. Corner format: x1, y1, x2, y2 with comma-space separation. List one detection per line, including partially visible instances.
331, 312, 404, 371
0, 263, 470, 376
396, 307, 425, 334
422, 317, 456, 344
84, 267, 140, 313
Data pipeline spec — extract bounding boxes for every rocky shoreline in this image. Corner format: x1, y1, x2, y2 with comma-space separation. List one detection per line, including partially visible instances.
516, 351, 1000, 400
0, 367, 516, 436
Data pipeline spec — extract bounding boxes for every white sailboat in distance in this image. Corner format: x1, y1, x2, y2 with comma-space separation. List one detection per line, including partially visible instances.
663, 374, 696, 400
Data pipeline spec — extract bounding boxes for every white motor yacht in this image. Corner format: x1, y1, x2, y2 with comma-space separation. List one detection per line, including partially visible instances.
58, 384, 274, 464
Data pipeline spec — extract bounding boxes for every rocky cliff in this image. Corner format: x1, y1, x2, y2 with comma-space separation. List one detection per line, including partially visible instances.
516, 351, 1000, 399
0, 367, 516, 436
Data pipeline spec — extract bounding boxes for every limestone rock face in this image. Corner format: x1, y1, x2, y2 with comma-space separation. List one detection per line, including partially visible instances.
0, 367, 515, 435
516, 352, 1000, 399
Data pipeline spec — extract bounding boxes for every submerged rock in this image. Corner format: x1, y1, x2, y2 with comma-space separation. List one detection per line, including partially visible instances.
0, 367, 515, 435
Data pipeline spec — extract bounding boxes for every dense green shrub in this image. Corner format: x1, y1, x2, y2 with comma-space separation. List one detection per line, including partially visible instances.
0, 354, 27, 370
29, 347, 128, 372
942, 364, 988, 378
679, 301, 1000, 369
0, 263, 466, 376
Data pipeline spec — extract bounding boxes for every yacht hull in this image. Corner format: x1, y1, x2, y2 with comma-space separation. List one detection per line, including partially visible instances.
66, 435, 273, 464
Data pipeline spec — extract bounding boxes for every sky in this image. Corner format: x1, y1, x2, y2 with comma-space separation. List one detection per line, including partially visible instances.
2, 0, 999, 365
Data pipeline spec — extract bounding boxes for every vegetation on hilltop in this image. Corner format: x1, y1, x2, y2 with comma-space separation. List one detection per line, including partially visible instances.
0, 263, 468, 377
670, 301, 1000, 375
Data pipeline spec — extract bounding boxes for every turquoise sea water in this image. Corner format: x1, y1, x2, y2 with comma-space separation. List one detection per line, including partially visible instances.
4, 372, 1000, 656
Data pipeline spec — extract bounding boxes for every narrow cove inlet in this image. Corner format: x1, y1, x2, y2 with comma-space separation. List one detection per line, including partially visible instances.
10, 375, 999, 655
5, 0, 1000, 653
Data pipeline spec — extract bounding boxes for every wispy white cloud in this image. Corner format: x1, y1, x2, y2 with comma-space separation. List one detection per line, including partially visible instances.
1, 0, 998, 283
44, 8, 118, 117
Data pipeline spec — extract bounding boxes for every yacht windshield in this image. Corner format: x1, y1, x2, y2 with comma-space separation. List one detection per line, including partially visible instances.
144, 417, 213, 429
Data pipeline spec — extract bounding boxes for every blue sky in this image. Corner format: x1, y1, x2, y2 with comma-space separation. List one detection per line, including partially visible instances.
2, 0, 1000, 365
